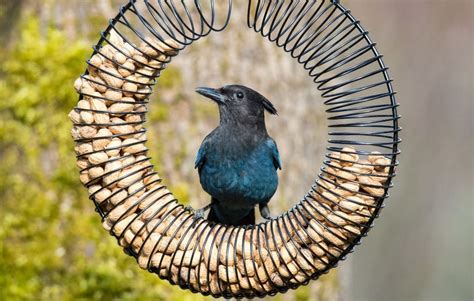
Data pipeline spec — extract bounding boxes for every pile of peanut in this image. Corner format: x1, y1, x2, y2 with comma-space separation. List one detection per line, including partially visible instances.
70, 31, 391, 297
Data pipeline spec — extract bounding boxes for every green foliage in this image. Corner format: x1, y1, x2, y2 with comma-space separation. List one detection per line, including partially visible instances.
0, 14, 336, 301
0, 16, 208, 301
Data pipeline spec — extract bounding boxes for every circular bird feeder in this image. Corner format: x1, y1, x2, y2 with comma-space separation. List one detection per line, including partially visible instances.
70, 0, 400, 299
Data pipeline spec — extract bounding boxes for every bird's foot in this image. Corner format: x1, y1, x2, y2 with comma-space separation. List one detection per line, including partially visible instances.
185, 204, 211, 221
193, 208, 207, 220
259, 203, 273, 221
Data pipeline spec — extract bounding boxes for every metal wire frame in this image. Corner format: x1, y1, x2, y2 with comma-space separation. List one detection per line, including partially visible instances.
72, 0, 400, 299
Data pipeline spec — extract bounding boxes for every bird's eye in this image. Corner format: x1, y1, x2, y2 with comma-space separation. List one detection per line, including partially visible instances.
236, 92, 244, 99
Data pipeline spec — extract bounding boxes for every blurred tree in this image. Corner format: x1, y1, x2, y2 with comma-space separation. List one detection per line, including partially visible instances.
0, 0, 24, 45
0, 3, 339, 301
0, 15, 199, 301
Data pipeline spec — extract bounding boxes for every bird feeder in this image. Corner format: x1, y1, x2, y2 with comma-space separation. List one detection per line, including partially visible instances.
69, 0, 400, 298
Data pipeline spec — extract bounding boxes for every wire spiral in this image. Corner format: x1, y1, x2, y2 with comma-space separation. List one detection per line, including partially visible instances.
69, 0, 400, 299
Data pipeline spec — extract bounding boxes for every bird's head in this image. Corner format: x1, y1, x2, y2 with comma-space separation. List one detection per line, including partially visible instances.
195, 85, 277, 127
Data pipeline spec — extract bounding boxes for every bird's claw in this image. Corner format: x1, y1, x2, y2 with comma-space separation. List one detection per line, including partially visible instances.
194, 208, 207, 220
185, 205, 210, 221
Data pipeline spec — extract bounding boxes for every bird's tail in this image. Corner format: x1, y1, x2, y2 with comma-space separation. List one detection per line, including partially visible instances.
207, 206, 255, 226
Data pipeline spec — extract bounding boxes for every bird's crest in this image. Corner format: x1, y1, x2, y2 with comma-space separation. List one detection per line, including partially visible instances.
242, 87, 277, 116
260, 96, 278, 115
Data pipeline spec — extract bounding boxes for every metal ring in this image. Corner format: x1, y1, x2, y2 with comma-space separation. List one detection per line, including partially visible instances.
70, 0, 400, 298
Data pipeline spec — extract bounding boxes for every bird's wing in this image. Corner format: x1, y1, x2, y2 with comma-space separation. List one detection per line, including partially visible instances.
195, 140, 208, 173
266, 138, 282, 170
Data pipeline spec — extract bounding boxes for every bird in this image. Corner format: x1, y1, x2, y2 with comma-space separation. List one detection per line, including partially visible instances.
190, 84, 281, 226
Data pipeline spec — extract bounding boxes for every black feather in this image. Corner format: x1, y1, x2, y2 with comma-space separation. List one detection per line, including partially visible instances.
261, 96, 278, 115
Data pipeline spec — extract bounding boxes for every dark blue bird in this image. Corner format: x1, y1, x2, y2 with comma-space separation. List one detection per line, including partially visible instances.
193, 85, 281, 226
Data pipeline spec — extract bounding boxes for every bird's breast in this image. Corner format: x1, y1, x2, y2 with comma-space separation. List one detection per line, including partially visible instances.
199, 144, 278, 205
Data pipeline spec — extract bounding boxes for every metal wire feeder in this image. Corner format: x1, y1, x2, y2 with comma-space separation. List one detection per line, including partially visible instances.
70, 0, 401, 299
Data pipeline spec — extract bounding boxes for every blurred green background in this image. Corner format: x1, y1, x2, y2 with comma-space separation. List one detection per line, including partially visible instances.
0, 1, 472, 300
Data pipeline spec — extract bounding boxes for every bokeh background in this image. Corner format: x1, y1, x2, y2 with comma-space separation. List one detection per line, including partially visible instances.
0, 1, 472, 300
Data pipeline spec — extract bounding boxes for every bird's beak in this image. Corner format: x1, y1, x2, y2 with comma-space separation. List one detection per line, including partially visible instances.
195, 87, 226, 105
